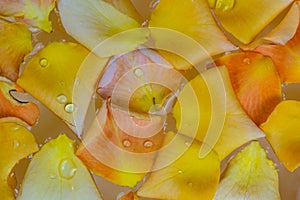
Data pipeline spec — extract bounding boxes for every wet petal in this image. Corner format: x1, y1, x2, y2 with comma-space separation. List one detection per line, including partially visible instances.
214, 141, 280, 200
211, 0, 293, 44
0, 80, 39, 125
0, 19, 32, 81
260, 100, 300, 172
97, 48, 182, 114
76, 100, 165, 187
137, 132, 220, 200
17, 42, 108, 134
256, 2, 300, 84
18, 134, 102, 199
148, 0, 236, 70
0, 122, 38, 200
57, 0, 148, 57
173, 66, 264, 160
215, 52, 282, 125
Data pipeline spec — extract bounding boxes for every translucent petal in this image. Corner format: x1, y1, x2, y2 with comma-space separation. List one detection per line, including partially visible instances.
212, 0, 293, 44
0, 0, 24, 16
57, 0, 148, 57
215, 52, 282, 125
148, 0, 236, 70
173, 66, 264, 160
260, 100, 300, 172
137, 132, 220, 200
0, 80, 39, 125
18, 135, 103, 200
77, 100, 164, 187
0, 20, 32, 81
0, 122, 38, 200
214, 141, 280, 200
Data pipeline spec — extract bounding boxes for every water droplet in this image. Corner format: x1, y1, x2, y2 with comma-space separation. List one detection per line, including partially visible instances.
39, 58, 48, 67
59, 158, 77, 179
178, 170, 183, 174
13, 140, 20, 149
65, 103, 76, 113
143, 140, 153, 148
56, 94, 67, 104
71, 185, 75, 191
216, 0, 235, 11
49, 174, 56, 179
27, 154, 33, 159
150, 0, 160, 10
188, 182, 193, 187
134, 68, 143, 77
243, 57, 251, 65
123, 139, 131, 148
185, 141, 191, 147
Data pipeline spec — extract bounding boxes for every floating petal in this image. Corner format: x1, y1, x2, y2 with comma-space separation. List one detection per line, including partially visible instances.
0, 122, 38, 200
173, 66, 264, 160
215, 52, 282, 125
0, 19, 32, 81
260, 100, 300, 172
18, 134, 102, 199
214, 141, 280, 200
137, 132, 220, 200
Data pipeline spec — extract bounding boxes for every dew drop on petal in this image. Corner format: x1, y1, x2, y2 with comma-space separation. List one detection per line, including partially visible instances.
123, 139, 131, 148
65, 103, 76, 113
143, 140, 153, 148
243, 57, 251, 65
56, 94, 67, 104
134, 68, 143, 77
178, 170, 183, 174
13, 140, 20, 149
59, 158, 77, 180
39, 58, 48, 67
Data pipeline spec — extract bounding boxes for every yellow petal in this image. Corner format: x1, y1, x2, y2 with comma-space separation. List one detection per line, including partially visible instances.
260, 100, 300, 172
0, 122, 38, 200
57, 0, 148, 57
212, 0, 293, 44
173, 66, 264, 160
0, 20, 32, 81
17, 42, 108, 134
18, 134, 102, 199
214, 141, 280, 200
137, 132, 220, 200
149, 0, 236, 70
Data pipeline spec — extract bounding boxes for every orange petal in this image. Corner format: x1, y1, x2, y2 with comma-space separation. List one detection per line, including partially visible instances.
256, 2, 300, 83
0, 122, 38, 200
260, 100, 300, 172
211, 0, 293, 44
148, 0, 236, 70
17, 42, 108, 134
0, 80, 39, 125
0, 20, 32, 81
173, 66, 264, 160
77, 100, 165, 187
118, 191, 139, 200
215, 51, 282, 125
214, 141, 280, 200
98, 48, 181, 114
137, 132, 220, 200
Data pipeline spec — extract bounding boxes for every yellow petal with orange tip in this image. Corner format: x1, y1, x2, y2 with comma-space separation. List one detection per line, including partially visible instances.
17, 42, 108, 134
0, 80, 39, 126
211, 0, 293, 44
57, 0, 148, 57
255, 2, 300, 84
137, 131, 220, 200
149, 0, 236, 70
77, 100, 165, 187
173, 66, 264, 160
0, 19, 32, 81
215, 51, 282, 125
0, 122, 38, 200
214, 141, 280, 200
260, 100, 300, 172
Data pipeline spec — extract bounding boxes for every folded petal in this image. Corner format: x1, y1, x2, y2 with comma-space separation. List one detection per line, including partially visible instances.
77, 100, 165, 187
148, 0, 236, 70
0, 80, 39, 125
18, 134, 103, 199
137, 132, 220, 200
215, 52, 282, 125
211, 0, 293, 44
214, 141, 280, 200
0, 122, 38, 200
57, 0, 148, 57
0, 19, 32, 81
17, 42, 108, 134
173, 66, 265, 160
260, 100, 300, 172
